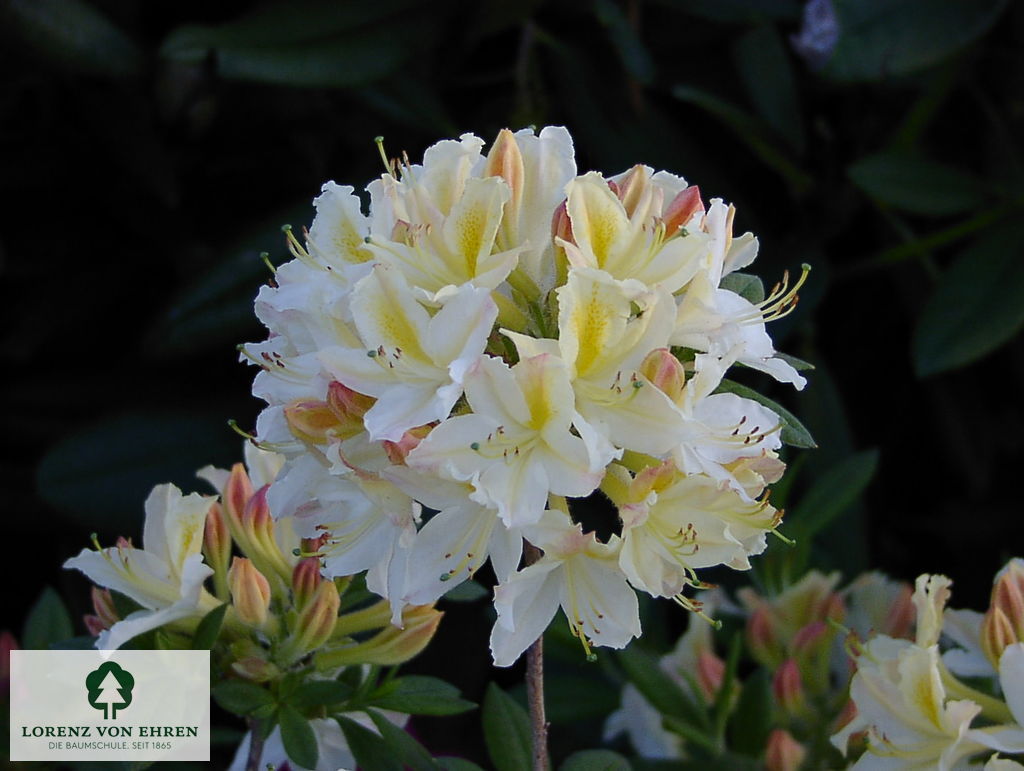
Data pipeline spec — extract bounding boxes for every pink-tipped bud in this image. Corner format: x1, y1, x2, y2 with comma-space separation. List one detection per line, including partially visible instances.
663, 186, 704, 234
765, 729, 806, 771
228, 558, 272, 629
639, 348, 686, 404
223, 463, 254, 530
983, 606, 1017, 669
91, 587, 119, 629
292, 580, 341, 656
772, 659, 805, 715
383, 424, 431, 465
982, 559, 1024, 667
552, 199, 573, 245
882, 583, 915, 639
318, 605, 442, 668
242, 486, 273, 540
326, 381, 375, 437
284, 398, 343, 444
792, 620, 828, 658
292, 558, 322, 611
115, 536, 133, 549
203, 502, 231, 572
485, 128, 525, 213
696, 649, 725, 703
613, 164, 651, 217
1, 631, 18, 682
747, 606, 783, 668
231, 656, 279, 683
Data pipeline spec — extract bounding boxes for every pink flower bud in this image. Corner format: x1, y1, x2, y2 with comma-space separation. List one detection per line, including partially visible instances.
292, 558, 322, 611
638, 348, 686, 404
284, 398, 344, 444
791, 620, 828, 658
747, 606, 783, 668
696, 649, 725, 703
612, 164, 651, 217
484, 128, 525, 215
223, 463, 254, 532
228, 557, 272, 629
91, 587, 119, 629
203, 502, 231, 576
383, 424, 431, 465
663, 186, 704, 234
316, 605, 443, 669
230, 656, 279, 683
326, 381, 375, 439
291, 580, 341, 657
772, 658, 805, 715
765, 729, 806, 771
983, 606, 1017, 669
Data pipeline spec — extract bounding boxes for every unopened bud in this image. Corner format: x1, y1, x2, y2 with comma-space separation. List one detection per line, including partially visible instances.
882, 583, 915, 639
237, 486, 292, 584
231, 656, 279, 683
228, 558, 271, 629
613, 165, 651, 217
292, 558, 322, 611
982, 559, 1024, 667
223, 463, 254, 529
289, 581, 341, 659
663, 186, 704, 234
695, 649, 725, 703
639, 348, 686, 404
747, 606, 783, 668
316, 605, 442, 670
485, 128, 525, 218
772, 658, 806, 715
91, 587, 119, 629
284, 398, 344, 444
791, 621, 833, 694
551, 199, 573, 287
764, 729, 806, 771
326, 381, 374, 437
203, 503, 232, 600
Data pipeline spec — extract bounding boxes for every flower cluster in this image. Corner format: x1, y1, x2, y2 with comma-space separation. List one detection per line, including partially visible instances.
834, 560, 1024, 770
63, 445, 445, 769
604, 570, 915, 768
243, 126, 809, 666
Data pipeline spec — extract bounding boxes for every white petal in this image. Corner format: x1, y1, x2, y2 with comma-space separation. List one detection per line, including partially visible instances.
490, 563, 561, 667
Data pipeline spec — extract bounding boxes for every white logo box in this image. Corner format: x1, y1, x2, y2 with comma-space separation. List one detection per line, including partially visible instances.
10, 649, 210, 762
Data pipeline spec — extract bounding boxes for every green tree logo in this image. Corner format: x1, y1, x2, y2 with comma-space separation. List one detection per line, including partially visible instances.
85, 661, 135, 719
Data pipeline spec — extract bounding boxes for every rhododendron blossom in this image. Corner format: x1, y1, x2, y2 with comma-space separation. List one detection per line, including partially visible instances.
242, 126, 809, 666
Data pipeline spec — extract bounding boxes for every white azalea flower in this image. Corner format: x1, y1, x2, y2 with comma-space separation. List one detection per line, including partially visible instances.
407, 353, 615, 527
603, 684, 683, 759
618, 466, 779, 598
558, 170, 708, 294
490, 512, 641, 667
319, 264, 497, 442
64, 484, 218, 649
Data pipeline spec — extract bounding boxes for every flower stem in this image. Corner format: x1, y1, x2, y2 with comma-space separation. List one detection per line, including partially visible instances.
524, 542, 549, 771
245, 718, 265, 771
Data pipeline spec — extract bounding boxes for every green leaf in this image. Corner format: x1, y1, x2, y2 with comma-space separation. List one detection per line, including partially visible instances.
727, 668, 772, 756
775, 352, 815, 372
161, 1, 438, 88
822, 0, 1008, 82
616, 647, 712, 741
732, 24, 804, 152
191, 604, 228, 650
370, 675, 476, 716
3, 0, 143, 78
561, 750, 633, 771
366, 710, 439, 770
788, 450, 879, 540
288, 679, 355, 709
671, 85, 811, 193
719, 272, 765, 305
913, 223, 1024, 375
212, 680, 275, 716
279, 705, 318, 770
36, 409, 241, 535
848, 152, 987, 216
594, 0, 655, 85
715, 380, 817, 449
337, 715, 404, 771
22, 587, 73, 649
482, 683, 532, 771
437, 759, 487, 771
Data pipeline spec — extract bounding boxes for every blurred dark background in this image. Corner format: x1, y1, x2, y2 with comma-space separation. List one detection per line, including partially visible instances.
2, 0, 1023, 764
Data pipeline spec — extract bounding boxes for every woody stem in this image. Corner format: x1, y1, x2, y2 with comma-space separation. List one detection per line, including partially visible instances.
524, 541, 548, 771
